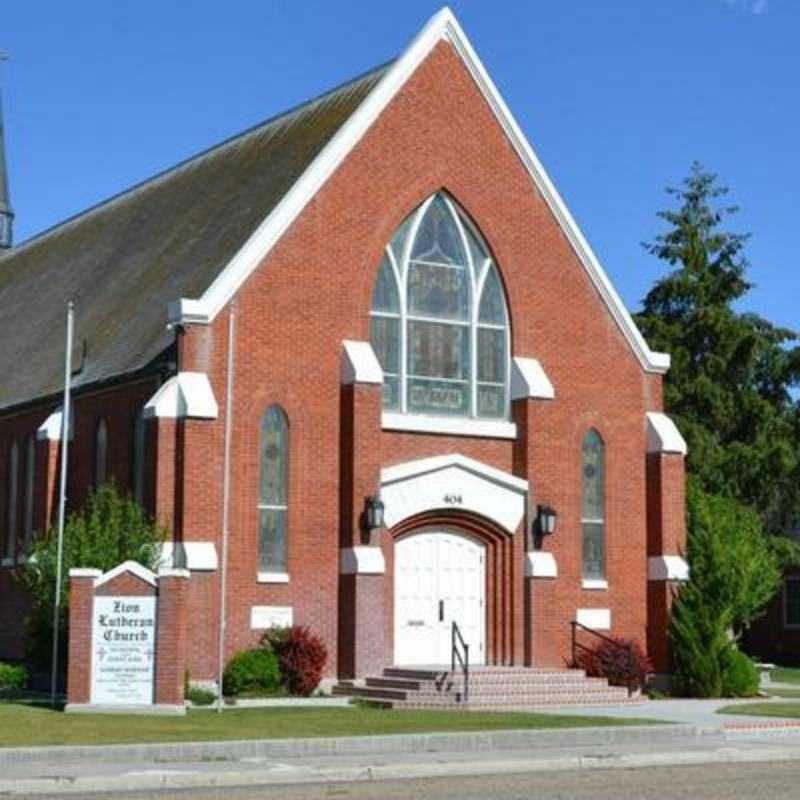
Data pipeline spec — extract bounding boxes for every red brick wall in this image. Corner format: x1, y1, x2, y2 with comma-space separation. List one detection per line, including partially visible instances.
1, 40, 676, 678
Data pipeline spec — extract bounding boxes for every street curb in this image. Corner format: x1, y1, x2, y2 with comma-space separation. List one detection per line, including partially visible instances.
0, 724, 704, 767
3, 741, 800, 796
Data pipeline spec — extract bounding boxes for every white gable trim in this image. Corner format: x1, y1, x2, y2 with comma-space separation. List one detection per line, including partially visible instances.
94, 560, 157, 588
143, 372, 219, 420
168, 8, 669, 375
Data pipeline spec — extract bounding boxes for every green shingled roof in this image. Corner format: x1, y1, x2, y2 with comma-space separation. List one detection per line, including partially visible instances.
0, 63, 389, 411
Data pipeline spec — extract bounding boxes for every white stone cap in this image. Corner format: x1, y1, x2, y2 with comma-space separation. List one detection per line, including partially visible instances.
646, 412, 688, 455
525, 551, 557, 578
95, 560, 157, 588
340, 546, 386, 575
159, 541, 218, 571
143, 372, 219, 420
341, 340, 383, 385
648, 555, 689, 582
511, 357, 555, 400
157, 567, 191, 579
576, 608, 611, 631
69, 568, 102, 579
37, 407, 73, 441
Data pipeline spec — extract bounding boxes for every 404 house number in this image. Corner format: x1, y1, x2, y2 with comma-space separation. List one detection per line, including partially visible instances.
443, 494, 463, 506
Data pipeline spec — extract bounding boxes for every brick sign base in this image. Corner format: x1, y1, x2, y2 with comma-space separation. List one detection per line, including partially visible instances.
65, 560, 189, 714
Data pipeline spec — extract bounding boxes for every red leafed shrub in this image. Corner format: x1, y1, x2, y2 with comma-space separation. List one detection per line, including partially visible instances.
263, 625, 328, 696
573, 637, 653, 694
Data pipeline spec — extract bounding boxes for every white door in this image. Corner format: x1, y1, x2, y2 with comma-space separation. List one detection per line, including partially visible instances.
394, 531, 485, 666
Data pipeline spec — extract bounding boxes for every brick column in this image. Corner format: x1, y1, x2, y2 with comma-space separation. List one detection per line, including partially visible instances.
338, 341, 386, 677
645, 413, 688, 672
510, 358, 557, 667
66, 568, 101, 705
155, 568, 190, 706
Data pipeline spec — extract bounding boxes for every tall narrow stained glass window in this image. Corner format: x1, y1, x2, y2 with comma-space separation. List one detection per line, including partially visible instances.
369, 193, 510, 419
581, 429, 606, 580
5, 440, 18, 562
23, 435, 35, 552
258, 406, 289, 574
95, 419, 108, 487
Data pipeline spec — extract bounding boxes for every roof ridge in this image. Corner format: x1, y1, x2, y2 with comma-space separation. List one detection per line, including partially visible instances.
0, 59, 392, 262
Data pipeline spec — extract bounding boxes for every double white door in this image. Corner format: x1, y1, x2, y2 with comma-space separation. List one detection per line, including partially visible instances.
394, 531, 485, 666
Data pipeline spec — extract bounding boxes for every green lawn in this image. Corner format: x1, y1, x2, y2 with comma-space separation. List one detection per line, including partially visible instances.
718, 702, 800, 719
771, 666, 800, 685
767, 688, 800, 699
0, 701, 661, 748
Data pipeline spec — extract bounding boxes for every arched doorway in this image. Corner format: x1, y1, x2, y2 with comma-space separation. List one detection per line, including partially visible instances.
394, 529, 485, 666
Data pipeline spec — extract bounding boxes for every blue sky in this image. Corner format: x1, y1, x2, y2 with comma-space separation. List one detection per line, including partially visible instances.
2, 1, 797, 329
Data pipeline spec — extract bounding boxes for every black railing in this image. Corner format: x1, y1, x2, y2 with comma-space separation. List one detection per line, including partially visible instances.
451, 621, 470, 704
570, 620, 635, 694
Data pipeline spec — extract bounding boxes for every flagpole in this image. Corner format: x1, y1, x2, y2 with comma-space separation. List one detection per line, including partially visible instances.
51, 301, 73, 708
216, 304, 236, 712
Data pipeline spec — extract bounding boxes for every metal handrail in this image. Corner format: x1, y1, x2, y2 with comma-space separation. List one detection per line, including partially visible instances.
451, 621, 470, 704
570, 620, 635, 693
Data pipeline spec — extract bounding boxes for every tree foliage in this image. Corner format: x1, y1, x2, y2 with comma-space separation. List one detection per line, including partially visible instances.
19, 483, 166, 669
636, 163, 800, 537
669, 479, 778, 696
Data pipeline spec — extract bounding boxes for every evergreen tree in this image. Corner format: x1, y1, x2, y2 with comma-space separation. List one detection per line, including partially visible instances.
636, 163, 800, 536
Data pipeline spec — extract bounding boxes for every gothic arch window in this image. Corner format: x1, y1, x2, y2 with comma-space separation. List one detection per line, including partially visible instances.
24, 435, 35, 552
131, 411, 145, 505
258, 406, 289, 576
581, 429, 606, 581
95, 419, 108, 487
370, 193, 510, 420
5, 440, 18, 562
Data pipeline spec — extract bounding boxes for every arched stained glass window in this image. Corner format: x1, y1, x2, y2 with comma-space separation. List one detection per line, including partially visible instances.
581, 429, 605, 580
95, 419, 108, 487
131, 411, 145, 505
258, 406, 289, 574
369, 193, 510, 419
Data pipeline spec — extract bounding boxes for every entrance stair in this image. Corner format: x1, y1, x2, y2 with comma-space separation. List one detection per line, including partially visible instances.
332, 666, 637, 710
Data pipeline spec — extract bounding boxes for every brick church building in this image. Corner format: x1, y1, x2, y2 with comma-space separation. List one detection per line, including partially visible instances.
0, 9, 688, 683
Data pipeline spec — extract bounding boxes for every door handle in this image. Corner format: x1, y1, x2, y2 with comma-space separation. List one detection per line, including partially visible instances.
439, 600, 444, 622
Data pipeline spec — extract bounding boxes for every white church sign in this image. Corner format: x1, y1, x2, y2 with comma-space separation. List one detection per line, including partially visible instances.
91, 596, 157, 705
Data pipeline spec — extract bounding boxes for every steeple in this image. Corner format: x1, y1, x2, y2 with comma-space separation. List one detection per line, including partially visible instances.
0, 55, 13, 250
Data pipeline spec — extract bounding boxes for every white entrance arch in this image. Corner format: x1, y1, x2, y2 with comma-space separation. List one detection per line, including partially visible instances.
394, 530, 486, 666
380, 454, 528, 535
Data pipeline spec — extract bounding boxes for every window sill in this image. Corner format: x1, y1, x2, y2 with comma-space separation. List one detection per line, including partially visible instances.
257, 571, 290, 584
582, 579, 608, 591
0, 557, 14, 568
382, 412, 517, 440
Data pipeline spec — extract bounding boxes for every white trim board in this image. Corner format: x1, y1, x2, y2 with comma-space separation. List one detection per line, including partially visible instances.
168, 7, 669, 376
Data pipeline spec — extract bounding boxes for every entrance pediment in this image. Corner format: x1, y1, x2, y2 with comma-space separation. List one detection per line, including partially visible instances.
380, 454, 528, 534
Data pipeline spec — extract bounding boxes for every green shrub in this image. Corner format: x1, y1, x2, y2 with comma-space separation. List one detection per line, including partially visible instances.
186, 686, 217, 706
0, 662, 27, 693
20, 483, 167, 669
222, 648, 281, 697
721, 650, 759, 697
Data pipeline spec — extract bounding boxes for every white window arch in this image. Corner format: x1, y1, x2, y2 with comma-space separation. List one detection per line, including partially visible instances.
258, 406, 289, 577
370, 193, 510, 420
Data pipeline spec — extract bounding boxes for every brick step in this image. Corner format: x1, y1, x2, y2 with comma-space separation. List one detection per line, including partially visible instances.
365, 676, 608, 692
384, 667, 586, 681
363, 682, 626, 699
349, 692, 639, 709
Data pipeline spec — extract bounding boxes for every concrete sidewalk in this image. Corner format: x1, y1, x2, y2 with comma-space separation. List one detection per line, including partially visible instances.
3, 705, 800, 796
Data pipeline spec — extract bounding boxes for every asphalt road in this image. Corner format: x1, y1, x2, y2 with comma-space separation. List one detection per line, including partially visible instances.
67, 761, 800, 800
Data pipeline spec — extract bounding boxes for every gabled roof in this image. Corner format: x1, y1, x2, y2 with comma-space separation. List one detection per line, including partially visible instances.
0, 7, 669, 414
171, 7, 670, 374
0, 63, 388, 411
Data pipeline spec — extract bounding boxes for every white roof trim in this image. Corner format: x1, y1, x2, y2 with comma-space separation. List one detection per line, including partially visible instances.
341, 340, 384, 385
382, 452, 528, 493
511, 357, 555, 400
94, 560, 157, 588
167, 8, 669, 375
646, 412, 688, 455
143, 372, 219, 420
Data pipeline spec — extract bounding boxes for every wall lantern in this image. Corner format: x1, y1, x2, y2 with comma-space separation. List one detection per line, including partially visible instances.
536, 504, 557, 537
364, 495, 385, 531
